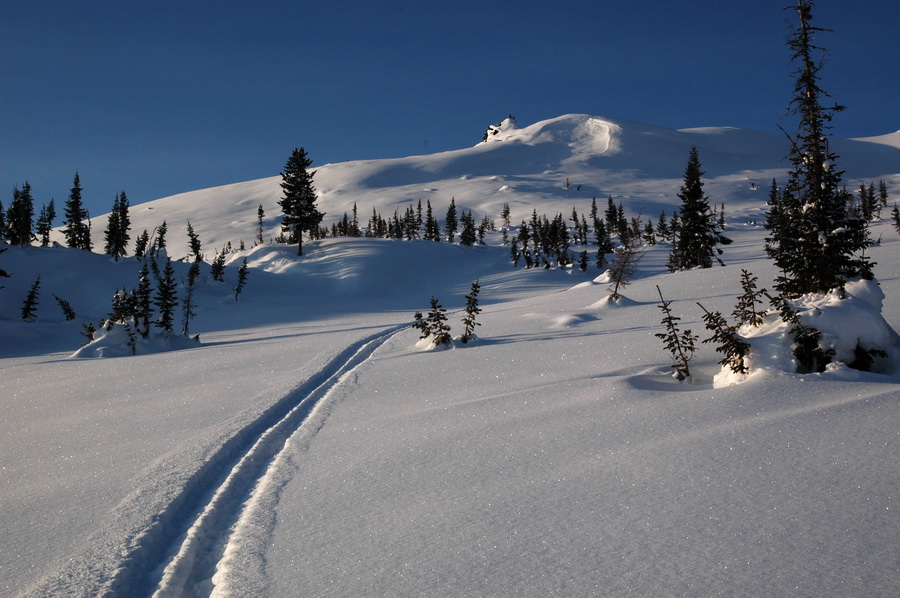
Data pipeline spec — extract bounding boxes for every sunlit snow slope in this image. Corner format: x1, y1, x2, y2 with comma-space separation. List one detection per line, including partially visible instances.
2, 114, 899, 597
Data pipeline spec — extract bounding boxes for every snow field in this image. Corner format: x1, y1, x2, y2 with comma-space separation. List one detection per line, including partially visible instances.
2, 114, 898, 596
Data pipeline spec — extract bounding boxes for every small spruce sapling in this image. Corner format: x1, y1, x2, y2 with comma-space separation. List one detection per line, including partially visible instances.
732, 269, 767, 328
256, 204, 265, 245
607, 238, 644, 301
425, 296, 452, 347
53, 294, 76, 320
186, 220, 202, 262
210, 250, 226, 282
460, 280, 482, 344
697, 303, 751, 375
654, 286, 697, 381
234, 258, 249, 301
412, 311, 429, 339
81, 321, 96, 345
21, 275, 41, 321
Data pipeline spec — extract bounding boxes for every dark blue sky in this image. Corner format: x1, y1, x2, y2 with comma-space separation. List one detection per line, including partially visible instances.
2, 0, 897, 218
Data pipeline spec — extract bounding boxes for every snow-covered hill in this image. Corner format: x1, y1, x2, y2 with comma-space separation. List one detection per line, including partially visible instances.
2, 115, 899, 597
79, 114, 899, 260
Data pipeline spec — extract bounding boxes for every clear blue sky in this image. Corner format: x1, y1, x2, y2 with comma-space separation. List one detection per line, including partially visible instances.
2, 0, 897, 218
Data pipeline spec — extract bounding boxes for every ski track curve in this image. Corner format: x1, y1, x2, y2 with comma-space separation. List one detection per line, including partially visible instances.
106, 324, 406, 598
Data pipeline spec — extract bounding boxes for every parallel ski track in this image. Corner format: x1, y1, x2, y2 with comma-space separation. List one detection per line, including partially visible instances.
105, 325, 406, 598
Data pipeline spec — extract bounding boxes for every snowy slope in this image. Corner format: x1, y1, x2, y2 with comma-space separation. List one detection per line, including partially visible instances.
2, 115, 899, 597
79, 114, 900, 261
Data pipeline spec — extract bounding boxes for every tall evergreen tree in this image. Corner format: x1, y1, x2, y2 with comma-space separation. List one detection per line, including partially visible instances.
62, 172, 91, 250
459, 210, 477, 246
765, 0, 870, 297
134, 260, 153, 338
669, 146, 720, 270
181, 260, 201, 337
278, 147, 323, 256
444, 197, 458, 243
423, 200, 440, 241
104, 192, 131, 260
6, 183, 35, 247
35, 199, 56, 247
186, 220, 202, 262
153, 257, 178, 332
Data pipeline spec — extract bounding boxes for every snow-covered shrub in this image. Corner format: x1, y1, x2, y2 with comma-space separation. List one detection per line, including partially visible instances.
714, 279, 899, 386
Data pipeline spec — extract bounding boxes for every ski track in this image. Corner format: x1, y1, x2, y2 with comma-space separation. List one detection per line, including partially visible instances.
105, 324, 406, 598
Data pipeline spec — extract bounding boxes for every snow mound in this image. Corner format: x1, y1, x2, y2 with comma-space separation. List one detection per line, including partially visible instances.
714, 279, 900, 387
72, 321, 201, 358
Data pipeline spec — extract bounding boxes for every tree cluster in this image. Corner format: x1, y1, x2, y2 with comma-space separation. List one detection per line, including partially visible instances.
413, 281, 482, 348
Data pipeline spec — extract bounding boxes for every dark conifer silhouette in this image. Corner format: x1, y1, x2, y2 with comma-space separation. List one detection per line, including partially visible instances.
765, 0, 870, 296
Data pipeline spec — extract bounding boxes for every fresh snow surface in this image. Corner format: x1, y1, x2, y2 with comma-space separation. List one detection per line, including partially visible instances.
2, 115, 898, 597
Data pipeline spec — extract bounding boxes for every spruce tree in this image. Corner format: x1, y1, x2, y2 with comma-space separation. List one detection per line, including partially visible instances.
63, 172, 91, 250
445, 198, 458, 243
153, 220, 168, 255
256, 204, 265, 245
459, 210, 477, 246
877, 179, 889, 210
21, 275, 41, 321
35, 199, 56, 247
53, 294, 76, 320
765, 0, 870, 297
134, 260, 153, 337
669, 146, 721, 270
654, 286, 697, 381
210, 250, 226, 281
460, 280, 482, 344
698, 303, 751, 375
104, 192, 131, 260
134, 229, 150, 258
186, 220, 202, 262
500, 202, 511, 230
181, 260, 201, 336
153, 257, 178, 332
278, 147, 323, 256
6, 183, 35, 247
424, 200, 440, 241
234, 257, 249, 301
607, 237, 644, 301
426, 296, 452, 346
733, 270, 767, 328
